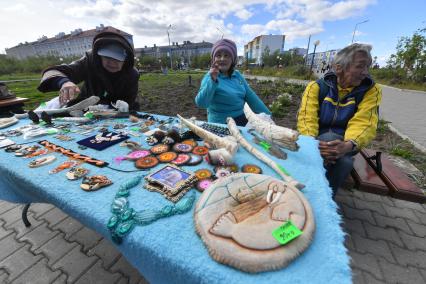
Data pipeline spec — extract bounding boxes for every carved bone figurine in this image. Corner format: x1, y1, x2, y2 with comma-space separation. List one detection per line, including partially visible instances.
244, 103, 299, 151
194, 173, 315, 273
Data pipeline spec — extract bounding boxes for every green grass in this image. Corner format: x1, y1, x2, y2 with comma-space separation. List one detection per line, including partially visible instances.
0, 73, 41, 81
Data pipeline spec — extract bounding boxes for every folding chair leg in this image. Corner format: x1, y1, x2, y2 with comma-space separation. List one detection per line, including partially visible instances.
22, 203, 31, 227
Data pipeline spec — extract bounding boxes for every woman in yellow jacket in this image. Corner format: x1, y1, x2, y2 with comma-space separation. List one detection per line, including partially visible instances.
297, 43, 382, 197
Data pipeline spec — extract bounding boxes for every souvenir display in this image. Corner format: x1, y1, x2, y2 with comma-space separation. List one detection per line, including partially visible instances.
177, 114, 238, 165
126, 150, 151, 160
3, 129, 22, 137
242, 164, 263, 174
194, 173, 315, 273
78, 132, 129, 151
119, 140, 142, 150
145, 130, 166, 145
182, 139, 198, 147
39, 140, 108, 167
108, 176, 196, 244
0, 116, 19, 129
135, 156, 159, 169
28, 155, 56, 168
144, 164, 197, 202
28, 110, 40, 124
32, 96, 99, 116
171, 153, 190, 166
24, 148, 49, 158
186, 154, 203, 166
194, 169, 213, 180
248, 129, 287, 160
150, 144, 169, 155
215, 167, 232, 179
192, 146, 209, 156
227, 118, 304, 190
15, 145, 40, 156
41, 111, 53, 125
172, 143, 193, 153
196, 179, 213, 192
162, 129, 181, 145
81, 175, 113, 191
244, 103, 299, 151
54, 134, 74, 141
157, 151, 178, 163
66, 167, 89, 180
49, 160, 80, 174
206, 148, 234, 166
200, 122, 230, 137
4, 144, 22, 152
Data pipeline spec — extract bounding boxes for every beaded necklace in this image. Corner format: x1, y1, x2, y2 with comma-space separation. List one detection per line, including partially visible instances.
107, 175, 196, 244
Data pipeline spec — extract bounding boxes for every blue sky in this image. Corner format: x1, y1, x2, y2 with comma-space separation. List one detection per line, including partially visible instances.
0, 0, 425, 66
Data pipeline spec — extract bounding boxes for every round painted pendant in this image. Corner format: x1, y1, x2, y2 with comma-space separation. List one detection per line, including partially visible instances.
125, 150, 151, 160
135, 156, 159, 169
171, 153, 191, 166
242, 164, 263, 174
192, 146, 209, 156
150, 144, 170, 155
172, 143, 193, 153
196, 178, 213, 192
157, 151, 178, 163
186, 154, 203, 166
195, 168, 213, 180
182, 139, 198, 148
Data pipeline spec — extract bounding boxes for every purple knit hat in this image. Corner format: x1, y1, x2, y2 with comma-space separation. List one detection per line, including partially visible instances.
211, 39, 237, 64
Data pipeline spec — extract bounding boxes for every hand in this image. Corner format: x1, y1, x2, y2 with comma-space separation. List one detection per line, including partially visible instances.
318, 139, 353, 164
59, 82, 80, 107
209, 60, 220, 82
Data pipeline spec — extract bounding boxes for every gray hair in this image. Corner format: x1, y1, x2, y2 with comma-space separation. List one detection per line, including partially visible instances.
333, 43, 372, 70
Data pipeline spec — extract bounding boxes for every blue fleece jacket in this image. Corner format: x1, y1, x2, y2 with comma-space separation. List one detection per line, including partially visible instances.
195, 70, 271, 124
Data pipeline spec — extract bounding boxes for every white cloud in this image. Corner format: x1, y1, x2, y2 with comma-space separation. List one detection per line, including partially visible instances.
235, 9, 253, 20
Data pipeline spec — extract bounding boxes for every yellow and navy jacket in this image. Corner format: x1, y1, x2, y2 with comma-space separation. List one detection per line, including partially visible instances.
297, 72, 382, 148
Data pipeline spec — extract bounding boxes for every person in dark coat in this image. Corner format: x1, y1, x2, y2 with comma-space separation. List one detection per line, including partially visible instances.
37, 31, 140, 111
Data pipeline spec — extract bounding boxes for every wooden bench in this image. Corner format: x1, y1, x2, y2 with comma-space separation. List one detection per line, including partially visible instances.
351, 149, 425, 203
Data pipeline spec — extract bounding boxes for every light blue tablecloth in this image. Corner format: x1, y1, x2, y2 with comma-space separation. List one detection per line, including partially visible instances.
0, 117, 351, 283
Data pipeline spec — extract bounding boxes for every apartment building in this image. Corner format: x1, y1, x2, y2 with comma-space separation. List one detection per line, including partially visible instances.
244, 35, 286, 64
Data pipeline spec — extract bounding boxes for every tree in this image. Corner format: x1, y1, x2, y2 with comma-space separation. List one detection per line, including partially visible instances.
387, 27, 426, 82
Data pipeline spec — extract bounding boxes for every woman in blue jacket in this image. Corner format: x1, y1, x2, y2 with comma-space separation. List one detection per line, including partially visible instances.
195, 39, 271, 126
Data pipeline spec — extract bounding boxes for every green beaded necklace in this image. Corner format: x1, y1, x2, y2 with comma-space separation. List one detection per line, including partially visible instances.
107, 175, 196, 244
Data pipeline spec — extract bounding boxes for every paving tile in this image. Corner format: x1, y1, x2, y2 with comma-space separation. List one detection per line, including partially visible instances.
344, 234, 355, 251
38, 207, 68, 227
383, 205, 420, 223
11, 258, 62, 284
28, 203, 55, 219
0, 271, 9, 283
0, 205, 24, 227
19, 222, 59, 251
398, 231, 426, 251
363, 222, 404, 247
335, 191, 355, 208
7, 212, 44, 239
373, 212, 412, 235
53, 216, 84, 240
351, 232, 395, 263
351, 269, 365, 284
109, 256, 147, 284
413, 210, 426, 226
0, 200, 19, 214
0, 233, 25, 260
52, 245, 98, 283
75, 260, 122, 284
348, 189, 366, 200
69, 227, 103, 253
378, 195, 396, 207
353, 198, 387, 216
389, 243, 426, 269
341, 204, 376, 225
342, 218, 366, 237
0, 245, 43, 281
378, 257, 424, 284
349, 251, 384, 280
87, 238, 122, 269
407, 220, 426, 238
392, 199, 425, 213
34, 232, 78, 266
0, 221, 13, 241
361, 271, 387, 284
51, 273, 68, 284
419, 269, 426, 282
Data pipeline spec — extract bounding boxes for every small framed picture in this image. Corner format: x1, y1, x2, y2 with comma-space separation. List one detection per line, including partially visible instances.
145, 164, 196, 197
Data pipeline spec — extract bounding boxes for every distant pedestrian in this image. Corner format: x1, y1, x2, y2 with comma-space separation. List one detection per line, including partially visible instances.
297, 43, 382, 197
195, 38, 270, 126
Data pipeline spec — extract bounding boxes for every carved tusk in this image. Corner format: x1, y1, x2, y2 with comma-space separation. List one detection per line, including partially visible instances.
177, 114, 238, 155
271, 192, 282, 205
244, 103, 299, 151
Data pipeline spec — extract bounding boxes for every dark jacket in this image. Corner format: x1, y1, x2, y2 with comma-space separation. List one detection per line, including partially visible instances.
316, 71, 374, 136
38, 31, 140, 110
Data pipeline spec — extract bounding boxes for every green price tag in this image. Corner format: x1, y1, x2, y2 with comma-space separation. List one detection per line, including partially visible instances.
46, 129, 57, 135
259, 141, 271, 150
130, 127, 139, 131
278, 164, 291, 176
272, 221, 302, 245
84, 112, 94, 119
40, 102, 47, 107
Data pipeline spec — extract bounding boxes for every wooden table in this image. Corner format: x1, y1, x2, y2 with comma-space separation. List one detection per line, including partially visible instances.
0, 97, 29, 108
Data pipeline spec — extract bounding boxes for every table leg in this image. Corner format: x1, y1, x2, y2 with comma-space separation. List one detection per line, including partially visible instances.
22, 203, 31, 227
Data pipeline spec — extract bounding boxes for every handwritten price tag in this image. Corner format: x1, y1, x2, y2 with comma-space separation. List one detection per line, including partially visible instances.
272, 221, 302, 245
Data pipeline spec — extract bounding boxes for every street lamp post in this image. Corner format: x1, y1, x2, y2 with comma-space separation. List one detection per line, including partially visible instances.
309, 40, 320, 75
351, 20, 369, 43
167, 24, 173, 69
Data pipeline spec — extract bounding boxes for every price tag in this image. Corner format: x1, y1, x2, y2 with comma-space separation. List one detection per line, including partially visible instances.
259, 141, 271, 150
130, 127, 139, 132
272, 221, 302, 245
